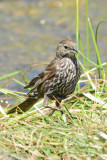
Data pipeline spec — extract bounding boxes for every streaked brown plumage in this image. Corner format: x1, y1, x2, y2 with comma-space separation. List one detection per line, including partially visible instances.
7, 40, 81, 114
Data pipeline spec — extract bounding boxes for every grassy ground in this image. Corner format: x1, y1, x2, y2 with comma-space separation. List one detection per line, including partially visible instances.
0, 69, 107, 159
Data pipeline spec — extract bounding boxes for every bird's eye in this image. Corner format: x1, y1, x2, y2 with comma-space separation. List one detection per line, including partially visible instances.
64, 45, 68, 49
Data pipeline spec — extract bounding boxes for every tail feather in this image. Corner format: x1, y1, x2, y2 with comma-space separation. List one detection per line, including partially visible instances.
7, 97, 39, 114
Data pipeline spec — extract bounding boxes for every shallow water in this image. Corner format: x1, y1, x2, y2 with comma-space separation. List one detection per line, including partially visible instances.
0, 0, 107, 92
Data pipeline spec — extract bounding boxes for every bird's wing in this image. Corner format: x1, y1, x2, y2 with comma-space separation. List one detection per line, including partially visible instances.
24, 75, 40, 89
24, 58, 57, 89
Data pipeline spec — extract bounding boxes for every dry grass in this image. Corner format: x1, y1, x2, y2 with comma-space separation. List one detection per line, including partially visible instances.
0, 71, 107, 160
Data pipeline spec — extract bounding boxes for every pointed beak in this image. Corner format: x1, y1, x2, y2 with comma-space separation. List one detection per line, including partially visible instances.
73, 46, 78, 53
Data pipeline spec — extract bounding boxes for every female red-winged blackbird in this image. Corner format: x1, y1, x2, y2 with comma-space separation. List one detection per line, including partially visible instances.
7, 40, 81, 114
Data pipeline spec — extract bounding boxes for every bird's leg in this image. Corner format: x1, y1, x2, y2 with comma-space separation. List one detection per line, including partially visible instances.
43, 94, 55, 115
54, 100, 64, 114
43, 94, 55, 110
47, 99, 63, 116
43, 94, 49, 107
43, 95, 63, 115
55, 100, 61, 108
47, 100, 63, 116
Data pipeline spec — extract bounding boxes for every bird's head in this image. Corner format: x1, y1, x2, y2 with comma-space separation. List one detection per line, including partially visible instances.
56, 40, 78, 58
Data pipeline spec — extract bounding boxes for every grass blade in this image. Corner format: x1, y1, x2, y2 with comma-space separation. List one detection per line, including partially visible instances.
86, 0, 89, 68
88, 18, 104, 79
0, 88, 25, 101
95, 19, 107, 78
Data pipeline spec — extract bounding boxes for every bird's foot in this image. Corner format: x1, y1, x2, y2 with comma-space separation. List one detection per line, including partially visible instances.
45, 105, 63, 116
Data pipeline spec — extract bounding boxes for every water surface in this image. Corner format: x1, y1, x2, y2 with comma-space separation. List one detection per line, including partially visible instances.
0, 0, 107, 92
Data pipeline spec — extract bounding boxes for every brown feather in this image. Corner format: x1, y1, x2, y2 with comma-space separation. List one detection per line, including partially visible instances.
7, 98, 38, 114
24, 59, 57, 91
7, 40, 81, 115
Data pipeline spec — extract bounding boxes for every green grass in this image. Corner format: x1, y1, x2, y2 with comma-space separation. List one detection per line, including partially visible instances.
0, 80, 107, 159
0, 1, 107, 159
0, 66, 106, 160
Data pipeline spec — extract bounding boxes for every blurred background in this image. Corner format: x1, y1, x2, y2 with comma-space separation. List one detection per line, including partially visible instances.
0, 0, 107, 92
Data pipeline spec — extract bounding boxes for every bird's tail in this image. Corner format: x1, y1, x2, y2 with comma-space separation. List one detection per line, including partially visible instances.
7, 97, 39, 114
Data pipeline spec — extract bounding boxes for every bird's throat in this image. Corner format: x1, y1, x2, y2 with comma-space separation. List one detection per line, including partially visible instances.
71, 56, 77, 67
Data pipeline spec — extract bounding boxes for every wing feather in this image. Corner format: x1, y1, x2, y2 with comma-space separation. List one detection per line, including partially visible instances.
24, 58, 57, 90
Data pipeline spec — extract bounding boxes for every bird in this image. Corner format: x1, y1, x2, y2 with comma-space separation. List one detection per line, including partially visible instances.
7, 39, 81, 114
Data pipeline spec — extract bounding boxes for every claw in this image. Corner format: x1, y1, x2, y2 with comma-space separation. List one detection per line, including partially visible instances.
45, 105, 63, 115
